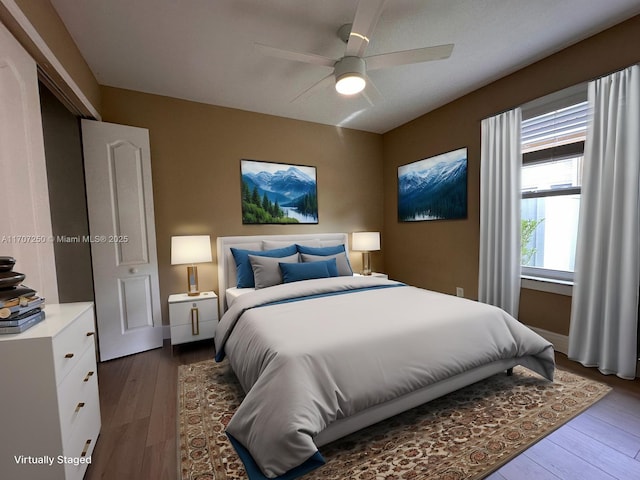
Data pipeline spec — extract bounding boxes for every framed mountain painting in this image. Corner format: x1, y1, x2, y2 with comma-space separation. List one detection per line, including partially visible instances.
240, 159, 318, 224
397, 148, 467, 222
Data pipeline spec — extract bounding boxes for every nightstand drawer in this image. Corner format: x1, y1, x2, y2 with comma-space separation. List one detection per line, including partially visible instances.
170, 319, 216, 345
168, 291, 218, 347
169, 295, 218, 326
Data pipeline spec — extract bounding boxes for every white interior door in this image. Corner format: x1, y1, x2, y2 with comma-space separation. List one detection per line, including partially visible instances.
82, 119, 162, 361
0, 22, 58, 303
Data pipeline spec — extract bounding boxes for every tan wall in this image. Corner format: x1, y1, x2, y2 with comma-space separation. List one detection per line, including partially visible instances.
100, 87, 384, 324
382, 15, 640, 336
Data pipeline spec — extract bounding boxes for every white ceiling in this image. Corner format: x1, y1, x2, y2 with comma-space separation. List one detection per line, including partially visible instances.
50, 0, 640, 134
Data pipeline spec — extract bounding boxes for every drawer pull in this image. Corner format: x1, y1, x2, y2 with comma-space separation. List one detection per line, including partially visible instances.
191, 307, 200, 336
80, 439, 92, 457
65, 353, 74, 359
83, 371, 95, 382
75, 402, 86, 413
86, 332, 95, 337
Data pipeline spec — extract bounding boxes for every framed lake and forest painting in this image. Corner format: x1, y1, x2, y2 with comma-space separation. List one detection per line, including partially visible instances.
240, 159, 318, 224
397, 148, 468, 222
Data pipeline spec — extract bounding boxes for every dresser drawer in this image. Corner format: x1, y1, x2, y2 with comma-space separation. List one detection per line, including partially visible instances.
170, 319, 216, 345
169, 296, 217, 327
52, 308, 96, 385
58, 346, 99, 441
62, 390, 101, 480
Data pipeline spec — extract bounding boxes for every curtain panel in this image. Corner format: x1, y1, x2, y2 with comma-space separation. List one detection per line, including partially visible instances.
569, 64, 640, 380
478, 108, 522, 318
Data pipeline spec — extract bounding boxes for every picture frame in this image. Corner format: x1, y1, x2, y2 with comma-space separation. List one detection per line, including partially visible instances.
240, 159, 318, 224
397, 147, 468, 222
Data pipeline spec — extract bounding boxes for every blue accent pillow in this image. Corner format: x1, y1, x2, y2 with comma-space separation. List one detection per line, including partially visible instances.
231, 245, 297, 288
300, 252, 353, 276
279, 258, 337, 283
316, 258, 339, 277
296, 244, 345, 255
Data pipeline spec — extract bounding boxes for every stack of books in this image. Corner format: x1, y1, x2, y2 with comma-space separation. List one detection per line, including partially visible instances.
0, 257, 45, 335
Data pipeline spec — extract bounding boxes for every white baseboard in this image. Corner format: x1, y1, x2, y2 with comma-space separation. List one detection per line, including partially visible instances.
527, 326, 569, 355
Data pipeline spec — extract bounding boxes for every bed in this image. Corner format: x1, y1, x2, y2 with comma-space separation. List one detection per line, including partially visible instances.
215, 233, 555, 479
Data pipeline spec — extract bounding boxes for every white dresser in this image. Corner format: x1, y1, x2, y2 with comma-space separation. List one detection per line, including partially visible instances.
0, 303, 101, 480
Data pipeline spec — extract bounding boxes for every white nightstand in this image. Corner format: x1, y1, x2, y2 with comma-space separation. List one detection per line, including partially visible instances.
168, 291, 218, 346
354, 272, 388, 279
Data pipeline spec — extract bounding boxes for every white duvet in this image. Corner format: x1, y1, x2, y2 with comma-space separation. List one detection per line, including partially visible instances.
214, 276, 555, 479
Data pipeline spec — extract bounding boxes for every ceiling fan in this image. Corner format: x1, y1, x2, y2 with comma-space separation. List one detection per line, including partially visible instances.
254, 0, 454, 104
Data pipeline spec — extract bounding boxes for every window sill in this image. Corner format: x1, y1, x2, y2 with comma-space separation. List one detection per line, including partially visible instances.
521, 275, 573, 296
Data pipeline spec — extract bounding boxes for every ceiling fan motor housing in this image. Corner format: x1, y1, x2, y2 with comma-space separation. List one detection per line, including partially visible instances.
335, 56, 366, 81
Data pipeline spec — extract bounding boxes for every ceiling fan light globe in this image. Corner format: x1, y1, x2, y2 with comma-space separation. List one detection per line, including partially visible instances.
335, 74, 366, 95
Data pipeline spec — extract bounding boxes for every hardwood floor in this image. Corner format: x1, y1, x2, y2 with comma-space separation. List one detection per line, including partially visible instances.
85, 341, 640, 480
488, 355, 640, 480
85, 340, 213, 480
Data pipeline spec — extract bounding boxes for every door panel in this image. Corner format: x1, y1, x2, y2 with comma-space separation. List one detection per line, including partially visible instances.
110, 140, 149, 265
82, 119, 162, 361
119, 276, 154, 331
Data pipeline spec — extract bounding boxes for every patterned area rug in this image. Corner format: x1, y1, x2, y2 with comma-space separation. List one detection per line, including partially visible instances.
178, 361, 610, 480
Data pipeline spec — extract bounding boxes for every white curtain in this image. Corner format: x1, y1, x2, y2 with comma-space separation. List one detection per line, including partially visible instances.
479, 108, 522, 317
569, 65, 640, 380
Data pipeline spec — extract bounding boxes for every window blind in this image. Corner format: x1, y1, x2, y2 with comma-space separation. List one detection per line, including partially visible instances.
522, 101, 589, 151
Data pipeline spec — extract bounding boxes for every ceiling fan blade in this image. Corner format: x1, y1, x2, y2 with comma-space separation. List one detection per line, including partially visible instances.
290, 73, 335, 103
366, 44, 454, 71
345, 0, 386, 57
362, 75, 383, 106
254, 43, 336, 68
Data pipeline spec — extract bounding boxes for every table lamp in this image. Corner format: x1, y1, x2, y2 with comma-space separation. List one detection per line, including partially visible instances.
171, 235, 212, 296
352, 232, 380, 276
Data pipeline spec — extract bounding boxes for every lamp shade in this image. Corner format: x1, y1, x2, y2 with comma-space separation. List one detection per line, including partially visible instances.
352, 232, 380, 252
171, 235, 212, 265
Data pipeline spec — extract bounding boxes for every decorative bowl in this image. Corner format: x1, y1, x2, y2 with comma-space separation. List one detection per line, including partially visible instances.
0, 257, 16, 272
0, 271, 25, 289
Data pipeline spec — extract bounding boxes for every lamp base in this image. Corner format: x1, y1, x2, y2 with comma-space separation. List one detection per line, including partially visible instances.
361, 252, 372, 276
186, 265, 200, 296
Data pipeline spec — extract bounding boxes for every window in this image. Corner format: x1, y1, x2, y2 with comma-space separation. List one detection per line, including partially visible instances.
521, 99, 588, 283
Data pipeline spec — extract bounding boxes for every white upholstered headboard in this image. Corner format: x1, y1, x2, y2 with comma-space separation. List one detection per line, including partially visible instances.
217, 233, 349, 314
